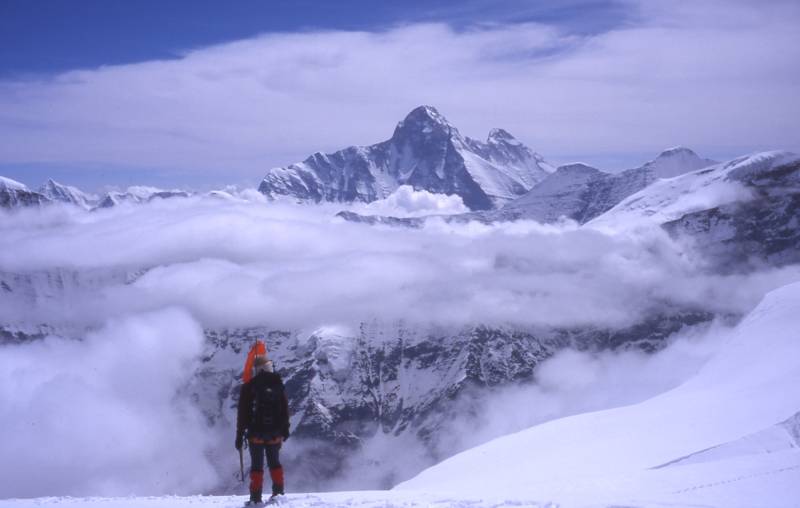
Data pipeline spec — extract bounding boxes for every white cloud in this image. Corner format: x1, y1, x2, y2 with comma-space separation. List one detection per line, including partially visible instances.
1, 198, 798, 332
0, 1, 798, 180
0, 308, 217, 498
359, 185, 469, 217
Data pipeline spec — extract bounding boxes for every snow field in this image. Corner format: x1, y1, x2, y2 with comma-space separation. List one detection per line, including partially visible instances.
0, 492, 556, 508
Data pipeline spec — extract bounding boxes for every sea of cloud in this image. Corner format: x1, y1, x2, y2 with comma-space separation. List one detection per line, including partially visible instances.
1, 196, 798, 331
0, 308, 216, 498
2, 195, 800, 496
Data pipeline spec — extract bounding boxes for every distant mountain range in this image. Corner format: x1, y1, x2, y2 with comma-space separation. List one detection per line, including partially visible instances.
0, 105, 718, 217
0, 178, 197, 211
3, 105, 798, 274
481, 146, 716, 223
0, 106, 731, 218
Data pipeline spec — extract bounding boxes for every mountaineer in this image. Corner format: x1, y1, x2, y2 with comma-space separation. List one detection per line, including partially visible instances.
236, 350, 290, 505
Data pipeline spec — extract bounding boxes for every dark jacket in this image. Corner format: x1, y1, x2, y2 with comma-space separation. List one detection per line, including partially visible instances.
237, 371, 290, 440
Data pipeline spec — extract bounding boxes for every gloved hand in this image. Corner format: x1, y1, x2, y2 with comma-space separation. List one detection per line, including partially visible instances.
235, 432, 244, 451
282, 430, 290, 442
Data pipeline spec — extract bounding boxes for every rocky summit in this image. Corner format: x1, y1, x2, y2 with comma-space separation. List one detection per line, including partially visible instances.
258, 106, 554, 211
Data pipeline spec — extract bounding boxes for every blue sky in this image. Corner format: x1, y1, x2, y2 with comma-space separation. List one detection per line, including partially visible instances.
0, 0, 628, 76
1, 0, 798, 191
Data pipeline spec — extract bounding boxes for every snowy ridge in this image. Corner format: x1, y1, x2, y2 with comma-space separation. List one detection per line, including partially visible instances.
0, 176, 49, 209
487, 162, 607, 223
590, 150, 799, 228
38, 179, 96, 209
0, 176, 28, 191
258, 106, 553, 210
456, 147, 715, 224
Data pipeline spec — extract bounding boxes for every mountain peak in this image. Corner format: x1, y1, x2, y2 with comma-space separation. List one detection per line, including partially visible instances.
42, 178, 61, 189
642, 146, 715, 179
656, 146, 699, 159
393, 105, 455, 140
487, 128, 519, 144
405, 105, 447, 123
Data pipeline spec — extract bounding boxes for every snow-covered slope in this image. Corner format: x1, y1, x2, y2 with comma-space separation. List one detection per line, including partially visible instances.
0, 492, 554, 508
485, 162, 607, 223
579, 147, 716, 221
258, 106, 553, 210
590, 151, 798, 228
38, 179, 96, 209
588, 151, 800, 272
0, 177, 49, 209
397, 281, 800, 507
644, 146, 716, 179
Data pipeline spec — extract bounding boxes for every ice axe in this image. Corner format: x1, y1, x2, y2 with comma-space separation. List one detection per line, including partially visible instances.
239, 447, 245, 483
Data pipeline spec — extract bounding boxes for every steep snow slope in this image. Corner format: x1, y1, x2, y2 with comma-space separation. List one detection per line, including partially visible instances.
397, 281, 800, 507
259, 106, 553, 210
0, 176, 26, 191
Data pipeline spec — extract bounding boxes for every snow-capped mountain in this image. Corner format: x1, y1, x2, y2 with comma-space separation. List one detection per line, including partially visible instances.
481, 146, 715, 223
397, 281, 800, 508
1, 178, 195, 211
258, 106, 554, 210
590, 151, 800, 273
38, 179, 96, 209
0, 176, 49, 209
336, 147, 716, 226
483, 162, 607, 223
592, 150, 798, 227
643, 146, 717, 179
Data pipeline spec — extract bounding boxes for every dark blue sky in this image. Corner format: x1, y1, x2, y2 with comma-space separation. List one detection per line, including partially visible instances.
0, 0, 628, 77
